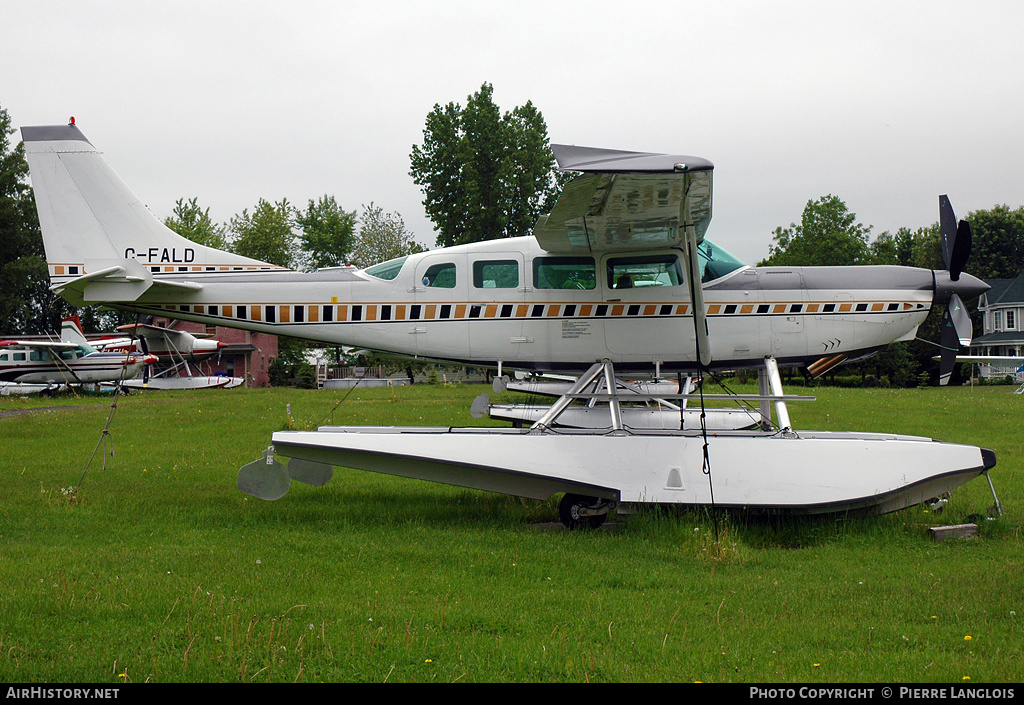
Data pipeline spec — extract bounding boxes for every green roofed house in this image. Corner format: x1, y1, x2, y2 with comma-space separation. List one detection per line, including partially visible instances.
970, 272, 1024, 382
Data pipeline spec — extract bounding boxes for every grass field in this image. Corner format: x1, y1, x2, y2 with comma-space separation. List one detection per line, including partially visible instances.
0, 381, 1021, 683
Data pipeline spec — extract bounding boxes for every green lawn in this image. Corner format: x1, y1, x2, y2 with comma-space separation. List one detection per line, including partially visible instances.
0, 382, 1020, 683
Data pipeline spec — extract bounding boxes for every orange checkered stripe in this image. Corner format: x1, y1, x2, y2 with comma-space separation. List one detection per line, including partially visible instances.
151, 299, 929, 324
48, 263, 284, 276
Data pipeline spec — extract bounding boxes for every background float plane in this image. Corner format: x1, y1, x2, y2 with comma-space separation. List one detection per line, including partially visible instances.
0, 316, 156, 393
89, 321, 243, 389
21, 121, 1000, 525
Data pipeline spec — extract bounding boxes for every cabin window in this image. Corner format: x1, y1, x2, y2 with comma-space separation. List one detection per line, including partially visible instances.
473, 260, 519, 288
13, 352, 25, 361
0, 353, 6, 361
30, 351, 44, 362
59, 350, 75, 361
533, 257, 596, 290
364, 256, 407, 281
423, 262, 456, 288
606, 255, 683, 289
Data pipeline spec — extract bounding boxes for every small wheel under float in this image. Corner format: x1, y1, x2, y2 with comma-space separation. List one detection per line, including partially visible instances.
558, 493, 613, 530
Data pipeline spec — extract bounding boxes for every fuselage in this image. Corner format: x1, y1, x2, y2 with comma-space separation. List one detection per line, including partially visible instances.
58, 235, 950, 375
23, 122, 989, 377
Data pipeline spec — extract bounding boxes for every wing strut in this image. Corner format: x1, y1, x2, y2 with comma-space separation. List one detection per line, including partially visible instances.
680, 217, 718, 539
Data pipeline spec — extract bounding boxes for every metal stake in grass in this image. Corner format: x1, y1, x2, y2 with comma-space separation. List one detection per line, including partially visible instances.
71, 327, 141, 501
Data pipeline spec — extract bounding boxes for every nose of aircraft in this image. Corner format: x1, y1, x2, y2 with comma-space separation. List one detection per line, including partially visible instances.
933, 271, 989, 304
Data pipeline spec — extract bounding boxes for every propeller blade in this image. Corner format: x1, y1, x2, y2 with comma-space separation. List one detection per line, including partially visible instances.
938, 306, 959, 387
948, 292, 973, 347
939, 195, 972, 281
949, 220, 972, 281
935, 196, 978, 385
939, 194, 957, 270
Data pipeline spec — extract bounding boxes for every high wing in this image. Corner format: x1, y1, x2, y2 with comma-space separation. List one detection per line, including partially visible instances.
532, 145, 713, 254
116, 322, 217, 355
534, 145, 715, 366
0, 340, 77, 350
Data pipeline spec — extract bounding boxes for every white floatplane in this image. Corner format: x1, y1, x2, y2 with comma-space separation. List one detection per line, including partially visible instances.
0, 316, 157, 391
21, 121, 999, 525
89, 321, 243, 389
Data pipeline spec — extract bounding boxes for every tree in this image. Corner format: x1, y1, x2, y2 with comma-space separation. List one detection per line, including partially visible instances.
760, 195, 872, 267
0, 104, 72, 334
164, 197, 227, 249
350, 203, 424, 268
963, 204, 1024, 281
409, 82, 563, 247
295, 195, 357, 270
227, 198, 297, 268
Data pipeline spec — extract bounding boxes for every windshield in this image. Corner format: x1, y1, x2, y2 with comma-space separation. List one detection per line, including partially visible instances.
363, 256, 408, 281
697, 239, 746, 282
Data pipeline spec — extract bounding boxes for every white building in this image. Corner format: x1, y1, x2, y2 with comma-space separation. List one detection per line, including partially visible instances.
969, 273, 1024, 380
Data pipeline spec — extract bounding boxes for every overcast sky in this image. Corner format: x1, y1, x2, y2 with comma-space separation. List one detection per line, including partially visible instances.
4, 1, 1023, 264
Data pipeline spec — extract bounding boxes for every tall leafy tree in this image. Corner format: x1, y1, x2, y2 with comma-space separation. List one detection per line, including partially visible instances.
869, 227, 912, 266
227, 198, 297, 268
295, 195, 357, 270
410, 83, 563, 247
164, 197, 227, 249
350, 203, 424, 268
964, 204, 1024, 281
760, 195, 872, 267
0, 104, 72, 334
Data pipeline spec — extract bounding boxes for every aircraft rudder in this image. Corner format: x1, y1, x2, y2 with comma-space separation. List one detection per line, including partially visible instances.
60, 315, 87, 344
21, 121, 279, 291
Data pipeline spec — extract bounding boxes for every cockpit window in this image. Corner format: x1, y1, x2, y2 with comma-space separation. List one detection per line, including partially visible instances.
607, 255, 683, 289
697, 239, 746, 282
364, 256, 408, 281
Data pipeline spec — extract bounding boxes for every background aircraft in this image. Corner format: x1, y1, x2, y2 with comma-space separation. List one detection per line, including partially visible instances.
87, 321, 243, 389
0, 317, 156, 392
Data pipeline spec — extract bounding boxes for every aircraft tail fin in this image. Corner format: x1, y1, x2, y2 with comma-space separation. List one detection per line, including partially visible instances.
20, 121, 280, 305
60, 316, 87, 345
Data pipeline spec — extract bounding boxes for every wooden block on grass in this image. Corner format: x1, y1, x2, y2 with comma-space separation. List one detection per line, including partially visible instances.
929, 524, 978, 541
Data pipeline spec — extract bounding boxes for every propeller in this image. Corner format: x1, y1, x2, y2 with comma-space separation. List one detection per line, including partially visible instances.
938, 195, 976, 385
